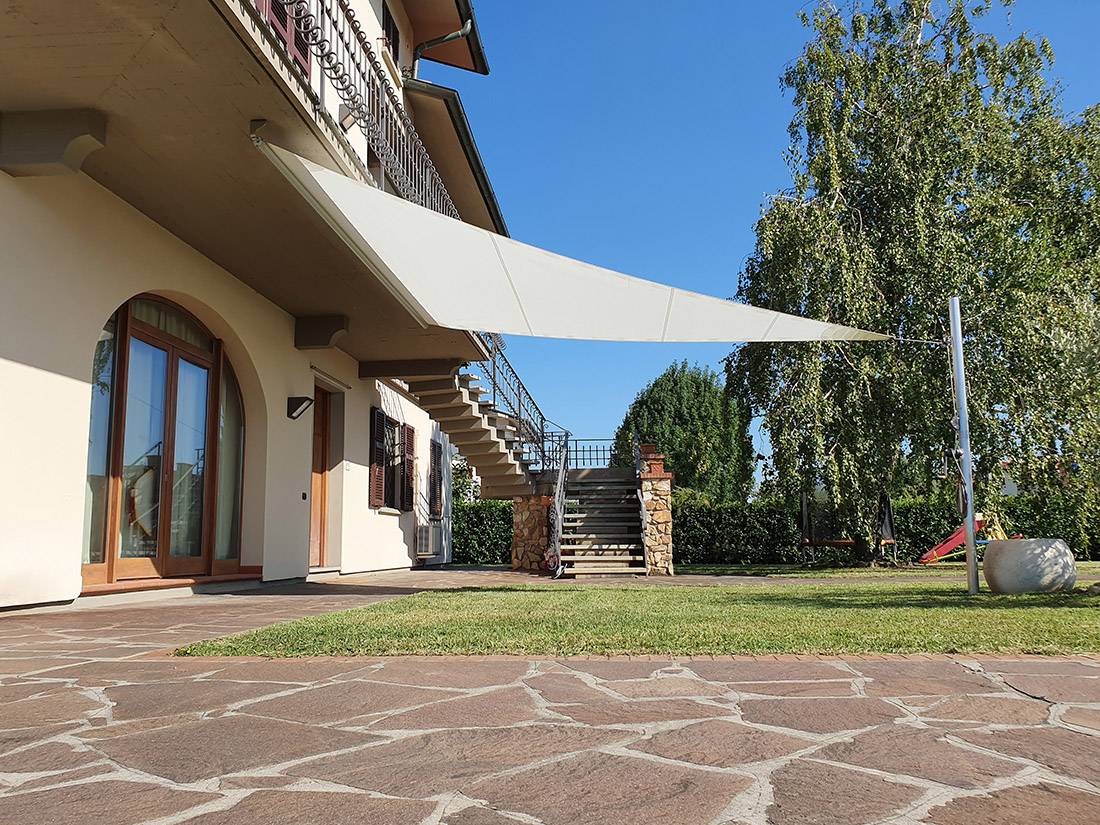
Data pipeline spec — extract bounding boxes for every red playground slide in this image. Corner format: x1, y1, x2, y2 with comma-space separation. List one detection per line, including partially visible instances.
919, 516, 986, 564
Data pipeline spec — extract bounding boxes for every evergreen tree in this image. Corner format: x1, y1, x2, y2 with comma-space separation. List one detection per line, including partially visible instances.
612, 361, 754, 502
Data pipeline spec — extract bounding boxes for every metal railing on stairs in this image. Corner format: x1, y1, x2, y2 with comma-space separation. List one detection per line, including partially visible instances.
474, 332, 569, 475
633, 432, 649, 574
568, 438, 615, 468
546, 435, 570, 577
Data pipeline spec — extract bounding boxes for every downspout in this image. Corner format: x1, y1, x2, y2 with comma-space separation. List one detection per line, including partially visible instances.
411, 19, 473, 78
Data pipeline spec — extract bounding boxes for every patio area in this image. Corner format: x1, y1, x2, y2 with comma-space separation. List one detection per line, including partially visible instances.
1, 568, 1099, 824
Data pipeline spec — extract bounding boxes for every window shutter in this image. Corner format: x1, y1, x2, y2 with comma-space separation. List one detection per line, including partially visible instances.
257, 0, 311, 79
429, 441, 443, 519
401, 423, 415, 512
369, 407, 386, 509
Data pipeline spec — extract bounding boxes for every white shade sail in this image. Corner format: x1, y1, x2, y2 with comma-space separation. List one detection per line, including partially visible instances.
259, 141, 888, 343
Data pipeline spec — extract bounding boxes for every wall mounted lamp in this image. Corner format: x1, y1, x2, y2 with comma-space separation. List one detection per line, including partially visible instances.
287, 396, 315, 420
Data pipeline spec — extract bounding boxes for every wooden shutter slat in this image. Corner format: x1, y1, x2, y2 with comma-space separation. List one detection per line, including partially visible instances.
369, 407, 386, 509
401, 424, 415, 512
429, 441, 443, 519
259, 0, 311, 79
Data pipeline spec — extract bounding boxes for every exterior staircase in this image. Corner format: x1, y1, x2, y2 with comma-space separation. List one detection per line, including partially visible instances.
560, 468, 646, 577
405, 371, 536, 500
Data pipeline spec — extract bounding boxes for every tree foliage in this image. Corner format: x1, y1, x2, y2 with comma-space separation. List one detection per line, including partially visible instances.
730, 0, 1100, 553
612, 361, 754, 502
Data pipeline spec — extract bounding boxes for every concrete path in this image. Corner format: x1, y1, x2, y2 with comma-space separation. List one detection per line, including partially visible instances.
1, 569, 1098, 824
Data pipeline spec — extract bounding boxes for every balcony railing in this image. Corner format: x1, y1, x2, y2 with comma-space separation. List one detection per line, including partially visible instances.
255, 0, 459, 218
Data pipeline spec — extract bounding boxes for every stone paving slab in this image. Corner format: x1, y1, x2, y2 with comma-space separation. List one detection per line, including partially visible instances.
0, 568, 1098, 823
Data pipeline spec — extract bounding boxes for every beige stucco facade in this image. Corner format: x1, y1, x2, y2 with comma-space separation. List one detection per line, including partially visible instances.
0, 169, 451, 610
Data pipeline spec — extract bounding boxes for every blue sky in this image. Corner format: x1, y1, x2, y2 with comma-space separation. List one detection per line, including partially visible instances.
421, 1, 1100, 443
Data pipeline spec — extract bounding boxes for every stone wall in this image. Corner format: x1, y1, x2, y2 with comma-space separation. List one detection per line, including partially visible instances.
511, 495, 551, 572
639, 445, 674, 575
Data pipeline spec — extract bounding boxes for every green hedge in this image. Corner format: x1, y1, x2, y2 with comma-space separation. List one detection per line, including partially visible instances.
452, 501, 513, 565
672, 503, 804, 565
449, 493, 1098, 568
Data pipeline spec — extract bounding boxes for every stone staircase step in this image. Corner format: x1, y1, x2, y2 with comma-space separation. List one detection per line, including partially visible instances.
563, 515, 639, 522
562, 534, 641, 542
561, 543, 643, 551
560, 566, 645, 577
567, 481, 637, 488
561, 554, 643, 562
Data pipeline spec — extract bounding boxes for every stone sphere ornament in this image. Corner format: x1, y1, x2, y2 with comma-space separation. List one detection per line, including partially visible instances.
982, 539, 1077, 594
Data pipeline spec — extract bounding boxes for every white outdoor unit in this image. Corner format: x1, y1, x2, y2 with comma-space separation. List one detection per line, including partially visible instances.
416, 522, 446, 559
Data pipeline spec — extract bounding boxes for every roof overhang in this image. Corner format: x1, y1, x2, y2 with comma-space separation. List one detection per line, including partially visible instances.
405, 0, 489, 75
0, 0, 486, 366
260, 141, 891, 344
404, 78, 507, 235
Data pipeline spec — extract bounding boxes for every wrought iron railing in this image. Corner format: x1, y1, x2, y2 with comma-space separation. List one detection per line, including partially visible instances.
546, 435, 570, 577
259, 0, 459, 218
632, 432, 649, 574
474, 332, 568, 474
568, 439, 615, 468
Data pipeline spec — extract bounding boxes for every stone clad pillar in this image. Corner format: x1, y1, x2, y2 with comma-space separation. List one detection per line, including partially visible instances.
639, 445, 673, 576
511, 495, 552, 572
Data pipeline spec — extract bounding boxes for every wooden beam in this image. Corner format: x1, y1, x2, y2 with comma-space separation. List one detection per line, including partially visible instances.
358, 358, 465, 379
294, 315, 349, 349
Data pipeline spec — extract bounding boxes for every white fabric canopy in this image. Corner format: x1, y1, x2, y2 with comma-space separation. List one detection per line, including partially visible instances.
260, 141, 888, 343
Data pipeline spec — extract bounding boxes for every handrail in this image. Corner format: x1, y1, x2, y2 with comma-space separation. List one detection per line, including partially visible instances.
632, 431, 649, 575
568, 438, 615, 469
547, 435, 570, 577
269, 0, 460, 218
474, 332, 568, 474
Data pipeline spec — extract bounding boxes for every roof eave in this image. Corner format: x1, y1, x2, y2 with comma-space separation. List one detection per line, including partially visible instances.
406, 77, 508, 236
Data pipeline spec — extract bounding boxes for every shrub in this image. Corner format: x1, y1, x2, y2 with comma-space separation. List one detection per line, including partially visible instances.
449, 492, 1098, 567
1002, 494, 1099, 561
452, 501, 512, 565
673, 502, 804, 565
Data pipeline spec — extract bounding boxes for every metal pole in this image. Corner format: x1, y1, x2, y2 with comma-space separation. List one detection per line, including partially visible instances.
949, 296, 979, 595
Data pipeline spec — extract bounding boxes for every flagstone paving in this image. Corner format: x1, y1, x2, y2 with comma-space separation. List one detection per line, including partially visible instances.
0, 568, 1098, 823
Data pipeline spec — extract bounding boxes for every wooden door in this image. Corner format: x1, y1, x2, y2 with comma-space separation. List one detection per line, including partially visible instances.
309, 387, 330, 568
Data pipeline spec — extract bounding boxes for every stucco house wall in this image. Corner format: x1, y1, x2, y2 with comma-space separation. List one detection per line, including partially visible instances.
0, 170, 449, 609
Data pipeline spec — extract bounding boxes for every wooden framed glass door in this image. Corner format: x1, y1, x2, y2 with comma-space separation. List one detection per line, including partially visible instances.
115, 333, 171, 579
82, 296, 245, 586
309, 386, 331, 568
113, 308, 217, 579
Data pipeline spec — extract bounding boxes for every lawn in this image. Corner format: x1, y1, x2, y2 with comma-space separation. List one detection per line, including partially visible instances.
453, 562, 1100, 580
177, 580, 1100, 657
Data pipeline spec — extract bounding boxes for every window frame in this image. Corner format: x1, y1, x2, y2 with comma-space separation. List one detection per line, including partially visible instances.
370, 406, 414, 513
382, 1, 402, 65
81, 295, 245, 586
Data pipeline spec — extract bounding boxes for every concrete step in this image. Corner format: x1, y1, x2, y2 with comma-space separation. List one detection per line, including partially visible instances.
463, 441, 510, 458
561, 554, 644, 563
561, 566, 646, 577
567, 490, 638, 497
562, 533, 641, 542
565, 538, 642, 545
449, 429, 500, 445
567, 477, 636, 484
406, 378, 461, 394
568, 468, 636, 482
480, 487, 534, 501
562, 543, 643, 551
475, 463, 525, 479
567, 479, 637, 486
568, 496, 637, 505
423, 404, 480, 421
563, 514, 640, 522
